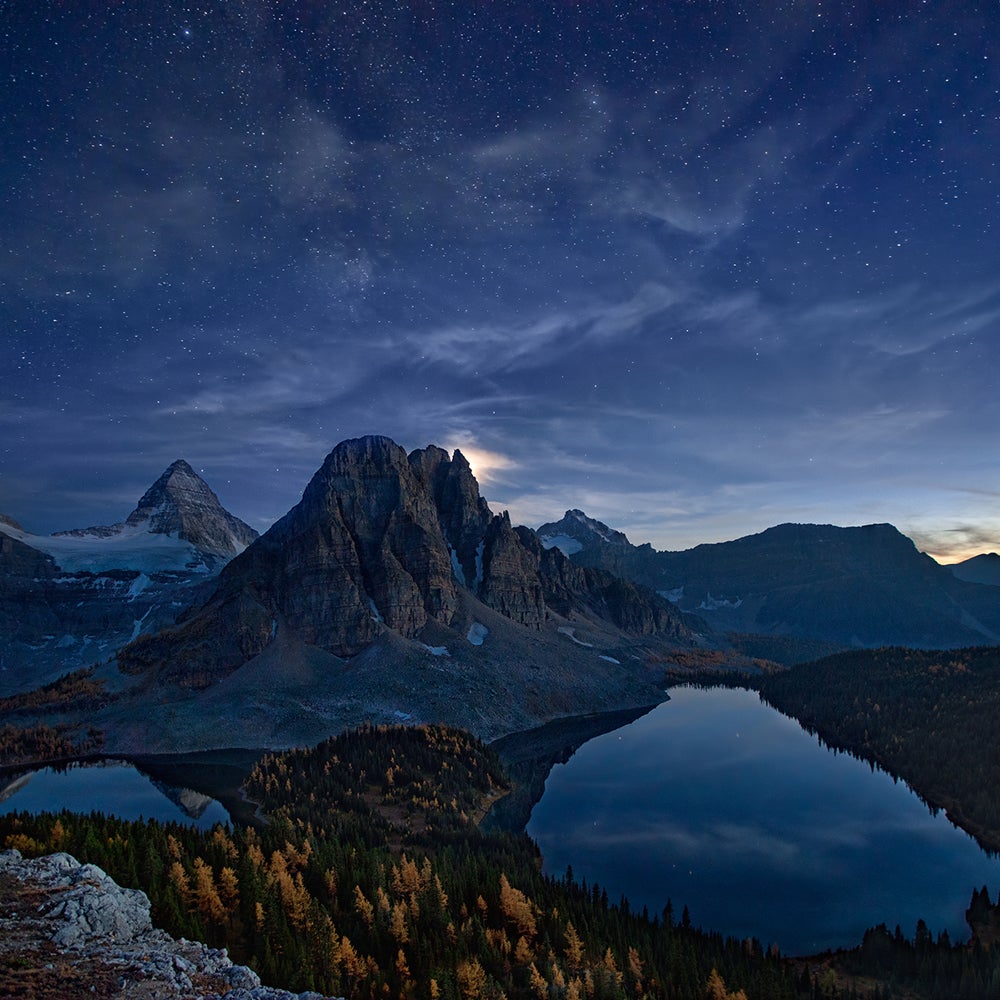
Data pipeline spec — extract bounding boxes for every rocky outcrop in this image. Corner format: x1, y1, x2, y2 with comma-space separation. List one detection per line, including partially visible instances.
479, 515, 546, 628
528, 528, 691, 639
0, 530, 58, 579
0, 848, 335, 999
411, 446, 492, 589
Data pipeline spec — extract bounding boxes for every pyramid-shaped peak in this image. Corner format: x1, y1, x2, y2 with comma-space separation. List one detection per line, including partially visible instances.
116, 461, 256, 559
138, 459, 211, 503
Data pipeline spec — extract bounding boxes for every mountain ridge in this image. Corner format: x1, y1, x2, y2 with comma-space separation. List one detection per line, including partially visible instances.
539, 511, 1000, 651
118, 436, 694, 690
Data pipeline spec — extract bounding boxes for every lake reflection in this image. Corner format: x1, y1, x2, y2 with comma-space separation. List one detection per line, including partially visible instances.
0, 760, 231, 830
527, 685, 1000, 955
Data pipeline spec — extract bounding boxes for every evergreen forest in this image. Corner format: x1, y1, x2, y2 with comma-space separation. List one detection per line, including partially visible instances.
5, 714, 1000, 997
2, 723, 791, 1000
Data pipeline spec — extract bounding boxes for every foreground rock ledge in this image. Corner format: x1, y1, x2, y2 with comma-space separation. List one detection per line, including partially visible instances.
0, 849, 339, 1000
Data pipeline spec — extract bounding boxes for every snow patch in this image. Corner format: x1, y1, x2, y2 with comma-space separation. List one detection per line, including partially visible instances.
698, 593, 743, 611
420, 644, 451, 657
4, 521, 206, 574
539, 533, 583, 556
567, 509, 625, 544
129, 607, 153, 642
598, 654, 621, 664
368, 598, 385, 623
557, 626, 594, 648
466, 622, 488, 646
127, 573, 151, 601
449, 545, 467, 587
658, 587, 684, 603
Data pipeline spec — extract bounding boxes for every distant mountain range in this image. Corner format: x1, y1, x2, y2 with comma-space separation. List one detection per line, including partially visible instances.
2, 438, 697, 749
950, 552, 1000, 587
538, 510, 1000, 651
5, 437, 1000, 751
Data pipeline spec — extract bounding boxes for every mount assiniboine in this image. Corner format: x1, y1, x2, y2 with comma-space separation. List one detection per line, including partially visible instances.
55, 459, 258, 565
0, 460, 257, 695
5, 437, 699, 751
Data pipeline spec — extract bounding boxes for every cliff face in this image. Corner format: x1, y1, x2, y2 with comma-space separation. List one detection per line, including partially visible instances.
119, 436, 692, 687
530, 530, 691, 639
479, 514, 547, 627
0, 849, 335, 1000
257, 436, 462, 648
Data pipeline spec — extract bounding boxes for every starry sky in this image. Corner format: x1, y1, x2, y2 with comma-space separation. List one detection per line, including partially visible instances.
3, 2, 999, 562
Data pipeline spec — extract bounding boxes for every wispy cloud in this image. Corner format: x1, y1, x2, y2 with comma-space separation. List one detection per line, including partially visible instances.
410, 282, 682, 375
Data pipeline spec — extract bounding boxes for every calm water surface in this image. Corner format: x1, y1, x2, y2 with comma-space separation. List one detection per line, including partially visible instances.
527, 686, 1000, 955
0, 760, 231, 830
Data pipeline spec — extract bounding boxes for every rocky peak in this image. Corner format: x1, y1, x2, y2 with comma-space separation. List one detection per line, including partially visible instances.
124, 437, 468, 681
125, 459, 258, 558
55, 459, 258, 562
410, 446, 492, 588
120, 436, 693, 686
537, 508, 633, 556
0, 513, 24, 532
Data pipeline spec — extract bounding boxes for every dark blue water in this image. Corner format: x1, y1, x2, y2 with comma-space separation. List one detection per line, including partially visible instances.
527, 685, 1000, 955
0, 760, 230, 830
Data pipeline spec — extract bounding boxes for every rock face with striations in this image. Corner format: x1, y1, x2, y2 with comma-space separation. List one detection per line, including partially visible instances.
479, 514, 547, 627
58, 459, 258, 562
529, 530, 689, 639
120, 436, 692, 687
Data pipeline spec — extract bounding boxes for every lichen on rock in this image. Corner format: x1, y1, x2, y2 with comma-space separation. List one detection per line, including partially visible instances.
0, 848, 338, 1000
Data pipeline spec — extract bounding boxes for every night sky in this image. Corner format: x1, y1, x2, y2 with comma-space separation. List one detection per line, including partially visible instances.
4, 2, 999, 561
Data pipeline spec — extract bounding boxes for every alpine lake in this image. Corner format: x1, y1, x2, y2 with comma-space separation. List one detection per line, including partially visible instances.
2, 686, 998, 957
526, 685, 1000, 956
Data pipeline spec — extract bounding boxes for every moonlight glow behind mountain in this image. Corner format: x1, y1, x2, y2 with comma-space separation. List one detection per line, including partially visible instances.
3, 3, 999, 562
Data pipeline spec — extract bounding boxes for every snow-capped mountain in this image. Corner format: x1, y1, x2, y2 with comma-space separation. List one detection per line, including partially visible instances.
537, 509, 632, 556
47, 459, 257, 571
0, 461, 257, 694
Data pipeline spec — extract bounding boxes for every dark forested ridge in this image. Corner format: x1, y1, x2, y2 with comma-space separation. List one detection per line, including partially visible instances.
1, 723, 795, 1000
